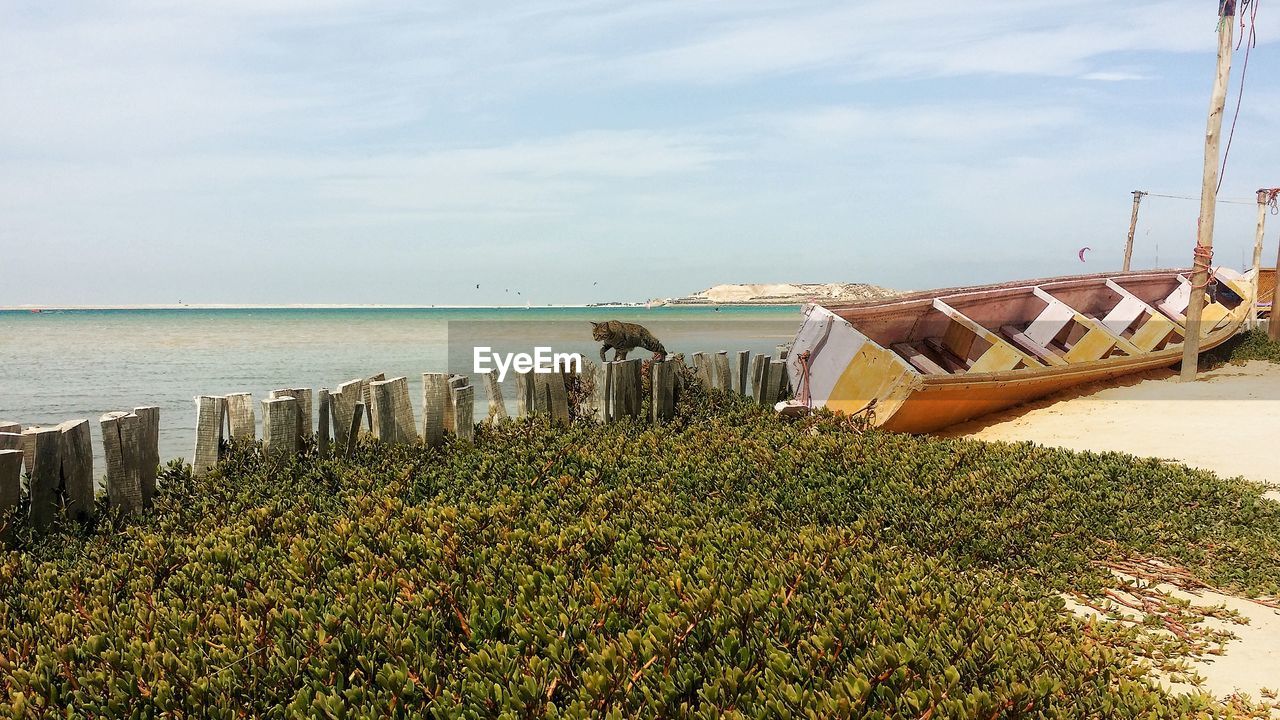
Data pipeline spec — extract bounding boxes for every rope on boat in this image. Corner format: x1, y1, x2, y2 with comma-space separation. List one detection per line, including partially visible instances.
796, 350, 812, 408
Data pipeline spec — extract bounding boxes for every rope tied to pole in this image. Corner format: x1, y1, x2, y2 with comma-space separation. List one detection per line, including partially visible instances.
796, 350, 812, 408
1191, 243, 1216, 289
1263, 188, 1280, 215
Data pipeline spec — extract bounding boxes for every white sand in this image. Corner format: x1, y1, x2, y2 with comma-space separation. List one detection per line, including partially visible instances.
946, 361, 1280, 703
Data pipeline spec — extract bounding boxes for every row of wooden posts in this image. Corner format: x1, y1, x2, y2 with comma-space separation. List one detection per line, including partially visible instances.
192, 348, 792, 475
0, 348, 790, 531
0, 408, 160, 531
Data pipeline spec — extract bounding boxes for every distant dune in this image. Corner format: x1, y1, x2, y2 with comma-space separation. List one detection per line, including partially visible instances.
665, 282, 901, 305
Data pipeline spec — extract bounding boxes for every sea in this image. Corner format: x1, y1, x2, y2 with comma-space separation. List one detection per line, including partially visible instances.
0, 306, 801, 471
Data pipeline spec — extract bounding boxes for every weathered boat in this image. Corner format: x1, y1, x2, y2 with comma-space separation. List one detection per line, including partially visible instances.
784, 267, 1256, 433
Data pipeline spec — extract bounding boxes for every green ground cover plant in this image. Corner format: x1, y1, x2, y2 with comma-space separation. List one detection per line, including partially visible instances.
3, 378, 1279, 717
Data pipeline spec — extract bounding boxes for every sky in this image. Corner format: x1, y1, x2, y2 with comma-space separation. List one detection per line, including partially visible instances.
2, 0, 1279, 305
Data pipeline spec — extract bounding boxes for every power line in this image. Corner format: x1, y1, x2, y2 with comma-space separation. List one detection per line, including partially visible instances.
1142, 192, 1257, 205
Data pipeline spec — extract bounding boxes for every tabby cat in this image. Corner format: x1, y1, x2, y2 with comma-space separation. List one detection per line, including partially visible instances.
591, 320, 667, 361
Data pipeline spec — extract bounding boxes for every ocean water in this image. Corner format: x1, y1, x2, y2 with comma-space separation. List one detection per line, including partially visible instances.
0, 306, 801, 472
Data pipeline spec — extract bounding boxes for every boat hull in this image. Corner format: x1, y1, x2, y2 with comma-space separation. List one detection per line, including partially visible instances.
787, 268, 1254, 434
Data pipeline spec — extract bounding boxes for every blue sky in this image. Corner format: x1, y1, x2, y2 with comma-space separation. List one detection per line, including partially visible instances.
2, 0, 1278, 305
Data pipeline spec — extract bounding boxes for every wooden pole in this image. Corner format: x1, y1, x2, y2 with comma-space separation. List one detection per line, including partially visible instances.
1180, 2, 1236, 382
225, 393, 256, 442
713, 352, 732, 393
1272, 234, 1280, 341
330, 379, 363, 451
0, 449, 21, 521
1250, 189, 1268, 328
0, 432, 20, 452
101, 412, 143, 514
133, 407, 159, 508
484, 369, 509, 422
317, 389, 331, 457
261, 396, 299, 462
453, 385, 475, 442
545, 373, 571, 426
422, 373, 450, 446
369, 379, 398, 441
58, 419, 94, 522
193, 395, 227, 476
0, 421, 20, 434
1122, 191, 1146, 271
734, 351, 750, 395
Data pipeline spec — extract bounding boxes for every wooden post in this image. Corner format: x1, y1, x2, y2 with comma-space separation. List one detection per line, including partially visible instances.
317, 389, 331, 456
101, 412, 143, 514
331, 379, 363, 451
133, 407, 160, 507
594, 363, 614, 423
691, 352, 712, 387
271, 388, 313, 444
713, 352, 732, 392
261, 396, 299, 462
453, 385, 475, 442
515, 371, 534, 418
0, 432, 19, 452
546, 373, 571, 427
651, 360, 674, 422
1180, 1, 1236, 382
346, 404, 364, 456
775, 344, 788, 361
0, 421, 20, 434
625, 359, 644, 417
771, 359, 789, 404
1250, 189, 1269, 328
225, 393, 256, 442
484, 370, 509, 421
444, 375, 468, 432
734, 351, 750, 395
369, 379, 399, 441
750, 355, 768, 403
57, 420, 94, 522
193, 395, 227, 476
23, 427, 60, 529
1273, 234, 1280, 341
1122, 191, 1146, 272
422, 373, 450, 447
0, 449, 20, 520
362, 373, 385, 431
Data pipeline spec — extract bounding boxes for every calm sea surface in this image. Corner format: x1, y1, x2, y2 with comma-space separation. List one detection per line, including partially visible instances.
0, 306, 801, 472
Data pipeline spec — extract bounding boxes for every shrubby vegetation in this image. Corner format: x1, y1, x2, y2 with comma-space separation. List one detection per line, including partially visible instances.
3, 376, 1280, 717
1200, 327, 1280, 369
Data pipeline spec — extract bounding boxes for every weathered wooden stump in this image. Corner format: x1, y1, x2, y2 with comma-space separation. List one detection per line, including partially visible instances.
771, 359, 789, 404
391, 378, 415, 441
444, 375, 468, 432
271, 388, 313, 445
545, 372, 570, 427
692, 352, 713, 388
484, 370, 508, 422
714, 352, 732, 393
362, 374, 385, 431
133, 406, 160, 507
0, 421, 20, 434
651, 360, 675, 422
775, 344, 789, 361
369, 379, 398, 442
593, 362, 613, 423
0, 432, 20, 452
261, 396, 299, 463
0, 449, 21, 520
330, 379, 364, 452
611, 360, 643, 419
23, 427, 60, 529
750, 355, 768, 403
58, 419, 95, 522
422, 373, 450, 447
317, 389, 331, 456
514, 371, 534, 418
735, 351, 751, 395
101, 412, 144, 514
193, 395, 227, 477
225, 393, 256, 442
453, 385, 475, 442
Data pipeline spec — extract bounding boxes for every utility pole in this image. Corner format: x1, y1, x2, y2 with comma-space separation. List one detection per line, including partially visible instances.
1273, 226, 1280, 342
1122, 191, 1146, 271
1180, 0, 1236, 382
1250, 189, 1269, 328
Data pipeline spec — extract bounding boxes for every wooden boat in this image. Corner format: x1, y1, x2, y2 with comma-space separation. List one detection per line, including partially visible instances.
784, 267, 1257, 433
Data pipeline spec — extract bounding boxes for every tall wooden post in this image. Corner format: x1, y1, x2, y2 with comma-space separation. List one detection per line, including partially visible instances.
1122, 191, 1146, 271
1251, 189, 1269, 328
1180, 1, 1236, 382
1272, 234, 1280, 341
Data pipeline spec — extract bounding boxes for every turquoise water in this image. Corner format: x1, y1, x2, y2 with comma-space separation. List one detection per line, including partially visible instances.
0, 306, 800, 471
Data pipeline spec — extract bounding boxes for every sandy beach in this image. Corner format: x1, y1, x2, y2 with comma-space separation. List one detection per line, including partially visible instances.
946, 361, 1280, 703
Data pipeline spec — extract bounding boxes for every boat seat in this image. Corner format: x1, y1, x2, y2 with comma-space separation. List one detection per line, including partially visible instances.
891, 342, 948, 375
922, 338, 969, 373
1101, 295, 1147, 336
1000, 326, 1067, 366
1156, 275, 1233, 334
1024, 300, 1074, 347
931, 299, 1042, 373
1128, 312, 1180, 352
